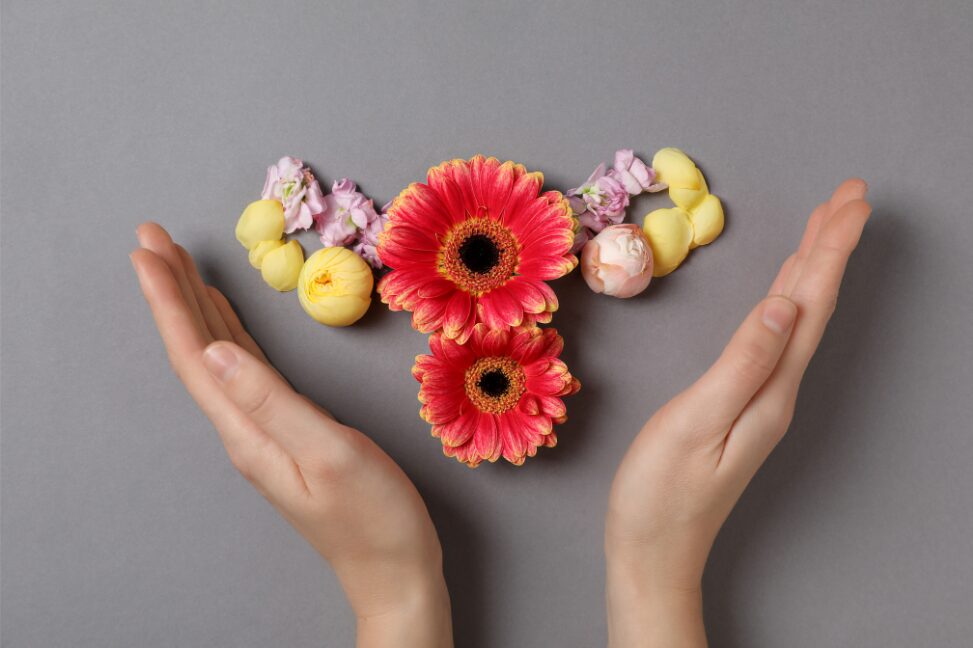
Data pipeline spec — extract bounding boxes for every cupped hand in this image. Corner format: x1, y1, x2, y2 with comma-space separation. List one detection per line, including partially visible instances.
606, 180, 871, 647
130, 223, 452, 648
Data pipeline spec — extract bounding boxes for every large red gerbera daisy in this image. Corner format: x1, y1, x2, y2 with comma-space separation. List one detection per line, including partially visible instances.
413, 324, 581, 467
378, 156, 578, 343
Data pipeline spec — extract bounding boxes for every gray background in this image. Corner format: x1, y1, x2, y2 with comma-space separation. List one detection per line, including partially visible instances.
2, 1, 972, 646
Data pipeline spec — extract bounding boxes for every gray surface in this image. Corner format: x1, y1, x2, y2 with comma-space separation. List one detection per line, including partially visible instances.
2, 1, 972, 646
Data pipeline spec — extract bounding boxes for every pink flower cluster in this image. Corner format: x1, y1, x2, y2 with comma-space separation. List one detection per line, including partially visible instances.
568, 149, 665, 253
261, 156, 387, 268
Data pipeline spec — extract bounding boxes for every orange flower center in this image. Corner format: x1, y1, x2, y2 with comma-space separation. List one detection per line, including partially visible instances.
464, 356, 526, 414
440, 215, 519, 295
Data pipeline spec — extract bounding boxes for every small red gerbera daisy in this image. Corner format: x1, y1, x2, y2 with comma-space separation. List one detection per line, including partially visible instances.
413, 324, 581, 467
378, 156, 578, 343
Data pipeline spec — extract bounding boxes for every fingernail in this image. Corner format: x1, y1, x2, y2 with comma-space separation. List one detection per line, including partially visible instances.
762, 298, 797, 334
203, 343, 239, 382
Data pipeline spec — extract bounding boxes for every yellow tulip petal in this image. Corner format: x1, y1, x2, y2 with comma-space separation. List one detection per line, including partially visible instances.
236, 200, 285, 250
689, 194, 724, 248
642, 208, 693, 277
298, 247, 374, 326
260, 240, 304, 291
248, 239, 284, 269
651, 148, 701, 189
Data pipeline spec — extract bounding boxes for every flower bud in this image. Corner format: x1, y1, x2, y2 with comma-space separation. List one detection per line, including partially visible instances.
298, 247, 374, 326
642, 207, 694, 277
581, 224, 653, 298
236, 200, 285, 250
248, 239, 284, 269
260, 240, 304, 291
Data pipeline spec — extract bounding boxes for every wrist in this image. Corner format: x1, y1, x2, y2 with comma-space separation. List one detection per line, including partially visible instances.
346, 564, 452, 648
606, 544, 707, 648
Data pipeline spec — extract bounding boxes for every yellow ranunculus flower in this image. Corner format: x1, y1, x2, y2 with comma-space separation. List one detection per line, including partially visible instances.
298, 247, 374, 327
261, 240, 304, 291
236, 200, 284, 250
248, 239, 284, 269
688, 194, 724, 248
642, 207, 694, 277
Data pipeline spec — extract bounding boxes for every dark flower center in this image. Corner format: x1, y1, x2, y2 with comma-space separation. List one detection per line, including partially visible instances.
478, 369, 510, 397
458, 234, 500, 274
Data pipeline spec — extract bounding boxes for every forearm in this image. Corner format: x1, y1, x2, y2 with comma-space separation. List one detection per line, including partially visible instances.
354, 570, 453, 648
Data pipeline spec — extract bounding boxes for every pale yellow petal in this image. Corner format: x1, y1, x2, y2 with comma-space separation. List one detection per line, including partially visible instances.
689, 194, 724, 247
642, 208, 693, 277
248, 239, 284, 269
236, 200, 285, 250
260, 240, 304, 291
651, 148, 701, 189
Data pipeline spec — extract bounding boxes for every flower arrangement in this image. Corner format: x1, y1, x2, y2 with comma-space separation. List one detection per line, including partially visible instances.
378, 156, 581, 466
235, 156, 382, 326
231, 148, 724, 467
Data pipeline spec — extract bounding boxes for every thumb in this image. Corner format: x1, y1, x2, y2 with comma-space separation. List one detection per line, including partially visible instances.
202, 341, 352, 463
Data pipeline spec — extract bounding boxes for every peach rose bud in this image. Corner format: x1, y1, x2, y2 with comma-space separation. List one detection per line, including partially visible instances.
581, 224, 654, 298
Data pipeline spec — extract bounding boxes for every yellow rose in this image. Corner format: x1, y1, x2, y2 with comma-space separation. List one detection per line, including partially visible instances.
236, 200, 284, 250
248, 239, 284, 269
261, 240, 304, 291
642, 207, 694, 277
298, 247, 374, 327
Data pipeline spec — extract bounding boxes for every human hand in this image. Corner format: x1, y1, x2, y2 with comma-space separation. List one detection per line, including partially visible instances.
605, 180, 872, 647
130, 223, 452, 648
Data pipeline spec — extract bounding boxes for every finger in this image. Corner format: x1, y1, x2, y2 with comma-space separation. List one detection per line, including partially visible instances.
176, 245, 233, 341
767, 254, 796, 296
132, 249, 299, 491
201, 341, 354, 464
207, 286, 269, 363
683, 296, 798, 432
829, 177, 868, 212
722, 198, 872, 470
780, 179, 867, 296
136, 223, 212, 342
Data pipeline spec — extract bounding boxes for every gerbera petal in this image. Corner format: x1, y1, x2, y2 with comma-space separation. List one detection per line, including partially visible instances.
502, 277, 548, 315
498, 412, 529, 465
390, 182, 455, 232
477, 287, 525, 330
500, 169, 545, 228
427, 162, 472, 221
471, 156, 516, 217
411, 293, 449, 333
517, 254, 578, 281
442, 291, 473, 340
472, 413, 501, 463
437, 405, 479, 448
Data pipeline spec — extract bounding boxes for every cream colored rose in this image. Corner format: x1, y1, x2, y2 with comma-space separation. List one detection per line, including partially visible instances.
261, 240, 304, 291
581, 224, 653, 298
236, 200, 284, 250
298, 247, 373, 326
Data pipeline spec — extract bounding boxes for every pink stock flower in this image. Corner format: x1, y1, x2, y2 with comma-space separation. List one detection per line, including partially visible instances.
611, 149, 666, 195
568, 163, 631, 228
315, 179, 381, 248
261, 156, 326, 234
353, 205, 388, 269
